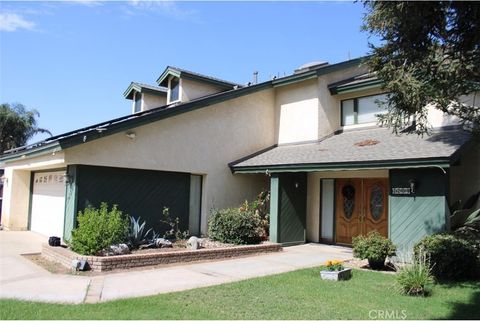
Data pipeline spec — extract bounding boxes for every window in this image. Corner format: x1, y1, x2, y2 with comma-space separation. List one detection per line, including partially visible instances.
134, 92, 142, 113
169, 77, 180, 102
341, 93, 387, 126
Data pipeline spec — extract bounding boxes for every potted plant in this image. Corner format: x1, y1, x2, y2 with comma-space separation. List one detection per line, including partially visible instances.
320, 259, 352, 281
352, 231, 397, 270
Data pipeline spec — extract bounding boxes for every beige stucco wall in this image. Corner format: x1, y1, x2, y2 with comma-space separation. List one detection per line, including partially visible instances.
66, 89, 276, 233
1, 169, 31, 230
181, 78, 227, 103
142, 93, 167, 111
306, 169, 389, 242
274, 65, 369, 145
0, 153, 66, 229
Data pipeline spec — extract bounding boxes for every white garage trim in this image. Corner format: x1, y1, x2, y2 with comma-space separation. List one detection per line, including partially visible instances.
29, 169, 67, 239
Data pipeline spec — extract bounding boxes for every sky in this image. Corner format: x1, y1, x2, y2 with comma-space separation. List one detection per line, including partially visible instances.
0, 1, 375, 143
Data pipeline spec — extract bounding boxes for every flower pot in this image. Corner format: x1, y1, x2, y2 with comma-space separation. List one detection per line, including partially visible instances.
320, 268, 352, 281
368, 258, 386, 270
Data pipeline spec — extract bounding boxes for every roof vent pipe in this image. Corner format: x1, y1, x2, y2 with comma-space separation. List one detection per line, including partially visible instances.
253, 71, 258, 84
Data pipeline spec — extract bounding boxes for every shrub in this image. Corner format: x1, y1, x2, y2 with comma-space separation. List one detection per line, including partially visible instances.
238, 191, 270, 241
208, 207, 263, 245
394, 251, 434, 296
353, 231, 396, 268
414, 233, 478, 280
70, 203, 129, 255
128, 216, 153, 249
160, 207, 189, 240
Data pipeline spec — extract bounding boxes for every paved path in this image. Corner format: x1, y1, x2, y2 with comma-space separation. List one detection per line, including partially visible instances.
0, 231, 352, 304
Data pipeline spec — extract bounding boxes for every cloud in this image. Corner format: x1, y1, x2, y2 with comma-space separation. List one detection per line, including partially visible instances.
126, 0, 198, 21
0, 13, 36, 32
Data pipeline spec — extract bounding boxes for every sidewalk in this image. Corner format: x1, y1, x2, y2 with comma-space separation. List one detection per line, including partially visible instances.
0, 231, 352, 304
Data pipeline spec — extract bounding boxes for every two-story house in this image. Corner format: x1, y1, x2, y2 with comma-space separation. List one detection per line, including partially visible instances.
1, 57, 478, 250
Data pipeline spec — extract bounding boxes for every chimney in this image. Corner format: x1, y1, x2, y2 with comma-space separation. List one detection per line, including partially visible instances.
294, 61, 329, 74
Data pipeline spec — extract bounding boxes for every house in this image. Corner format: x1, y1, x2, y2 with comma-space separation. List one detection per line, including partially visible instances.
1, 57, 478, 250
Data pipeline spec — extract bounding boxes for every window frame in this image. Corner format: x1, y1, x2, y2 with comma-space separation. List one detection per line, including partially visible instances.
340, 92, 388, 126
168, 76, 181, 103
134, 92, 142, 113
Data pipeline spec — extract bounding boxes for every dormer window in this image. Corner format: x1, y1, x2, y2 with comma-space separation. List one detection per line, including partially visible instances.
341, 93, 387, 126
134, 92, 142, 113
169, 77, 180, 103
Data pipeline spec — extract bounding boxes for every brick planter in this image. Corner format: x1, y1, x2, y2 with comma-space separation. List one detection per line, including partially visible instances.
42, 243, 282, 272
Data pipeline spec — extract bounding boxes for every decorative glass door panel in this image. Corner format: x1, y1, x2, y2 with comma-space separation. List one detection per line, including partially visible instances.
335, 178, 388, 245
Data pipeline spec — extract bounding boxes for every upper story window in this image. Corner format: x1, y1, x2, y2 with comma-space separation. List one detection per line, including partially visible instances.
134, 92, 142, 113
341, 93, 388, 126
169, 77, 180, 102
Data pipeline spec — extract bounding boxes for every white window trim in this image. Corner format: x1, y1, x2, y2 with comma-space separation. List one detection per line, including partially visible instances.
167, 76, 182, 104
132, 91, 143, 114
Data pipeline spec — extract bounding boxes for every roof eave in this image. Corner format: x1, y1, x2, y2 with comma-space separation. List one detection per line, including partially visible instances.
231, 158, 451, 174
329, 79, 383, 95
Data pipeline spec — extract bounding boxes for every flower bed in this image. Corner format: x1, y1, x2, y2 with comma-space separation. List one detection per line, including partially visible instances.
42, 242, 282, 272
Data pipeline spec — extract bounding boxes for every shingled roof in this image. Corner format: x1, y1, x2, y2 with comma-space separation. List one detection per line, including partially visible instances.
230, 127, 472, 173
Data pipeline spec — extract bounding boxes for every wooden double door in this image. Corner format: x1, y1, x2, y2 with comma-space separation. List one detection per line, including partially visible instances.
335, 178, 389, 245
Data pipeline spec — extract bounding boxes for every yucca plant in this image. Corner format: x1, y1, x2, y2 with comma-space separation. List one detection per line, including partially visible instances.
394, 250, 434, 296
128, 216, 153, 249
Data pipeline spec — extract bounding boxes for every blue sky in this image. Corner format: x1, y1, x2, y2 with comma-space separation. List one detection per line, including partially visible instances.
0, 1, 373, 143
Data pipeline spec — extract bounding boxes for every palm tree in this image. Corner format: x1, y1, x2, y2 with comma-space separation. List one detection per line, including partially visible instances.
0, 103, 52, 154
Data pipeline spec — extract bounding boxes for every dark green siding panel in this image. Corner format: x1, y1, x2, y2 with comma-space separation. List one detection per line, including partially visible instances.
75, 165, 190, 236
63, 165, 78, 240
389, 168, 448, 250
278, 173, 307, 245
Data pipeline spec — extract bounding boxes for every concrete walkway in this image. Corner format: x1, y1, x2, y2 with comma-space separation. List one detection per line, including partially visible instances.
0, 231, 352, 304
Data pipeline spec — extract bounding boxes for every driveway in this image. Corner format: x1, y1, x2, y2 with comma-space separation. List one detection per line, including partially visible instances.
0, 231, 352, 304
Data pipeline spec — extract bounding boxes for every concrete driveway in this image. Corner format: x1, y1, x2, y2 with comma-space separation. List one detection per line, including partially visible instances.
0, 231, 352, 304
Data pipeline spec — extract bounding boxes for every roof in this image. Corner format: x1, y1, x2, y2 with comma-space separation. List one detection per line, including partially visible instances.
328, 72, 382, 95
230, 127, 472, 173
1, 57, 366, 164
124, 82, 167, 100
156, 66, 243, 89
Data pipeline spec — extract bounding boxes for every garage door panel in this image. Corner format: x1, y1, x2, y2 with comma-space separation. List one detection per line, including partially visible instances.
30, 171, 66, 238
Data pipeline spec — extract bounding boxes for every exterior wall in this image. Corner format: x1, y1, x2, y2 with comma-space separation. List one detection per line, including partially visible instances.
306, 170, 389, 242
389, 168, 449, 252
181, 78, 226, 102
269, 173, 307, 245
0, 153, 66, 230
274, 65, 368, 145
449, 141, 480, 208
65, 89, 276, 233
63, 165, 191, 240
142, 93, 167, 111
0, 168, 30, 229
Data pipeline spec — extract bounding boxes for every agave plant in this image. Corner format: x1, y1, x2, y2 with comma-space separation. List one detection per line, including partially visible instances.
128, 216, 153, 249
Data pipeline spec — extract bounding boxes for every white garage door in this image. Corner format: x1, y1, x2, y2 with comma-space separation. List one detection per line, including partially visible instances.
30, 170, 66, 238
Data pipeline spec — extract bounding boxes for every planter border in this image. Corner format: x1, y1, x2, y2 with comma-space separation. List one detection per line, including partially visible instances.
320, 268, 352, 281
42, 243, 282, 272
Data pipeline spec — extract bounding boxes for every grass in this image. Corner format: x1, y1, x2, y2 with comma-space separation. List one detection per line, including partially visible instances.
1, 268, 479, 320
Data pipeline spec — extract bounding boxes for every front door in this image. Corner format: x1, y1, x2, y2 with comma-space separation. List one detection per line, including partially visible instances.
335, 178, 388, 245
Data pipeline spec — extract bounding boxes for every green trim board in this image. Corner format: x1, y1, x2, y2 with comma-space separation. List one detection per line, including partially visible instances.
232, 159, 451, 174
329, 78, 383, 95
63, 165, 78, 241
156, 66, 240, 89
27, 172, 34, 231
1, 57, 368, 164
124, 82, 167, 100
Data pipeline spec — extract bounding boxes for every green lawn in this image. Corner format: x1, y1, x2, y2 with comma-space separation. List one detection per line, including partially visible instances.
1, 268, 479, 320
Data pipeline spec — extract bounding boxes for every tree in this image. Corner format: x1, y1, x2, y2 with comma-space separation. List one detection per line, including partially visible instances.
0, 103, 52, 154
362, 1, 480, 135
